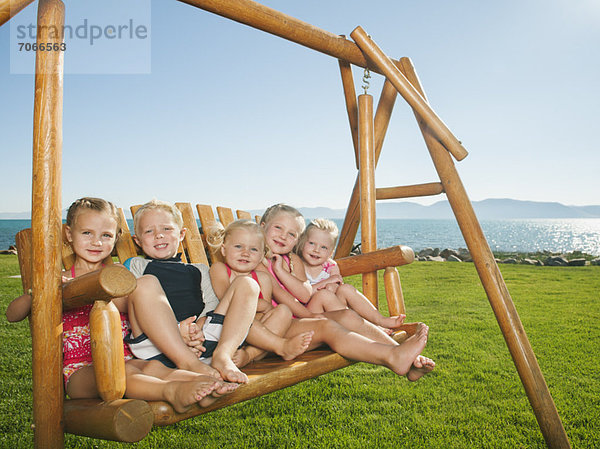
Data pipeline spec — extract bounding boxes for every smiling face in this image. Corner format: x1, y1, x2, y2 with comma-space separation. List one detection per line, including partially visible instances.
134, 208, 186, 260
221, 227, 264, 274
262, 212, 303, 255
300, 228, 335, 267
66, 209, 118, 266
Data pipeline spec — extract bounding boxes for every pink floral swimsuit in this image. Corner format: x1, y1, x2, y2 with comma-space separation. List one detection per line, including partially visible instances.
62, 266, 133, 387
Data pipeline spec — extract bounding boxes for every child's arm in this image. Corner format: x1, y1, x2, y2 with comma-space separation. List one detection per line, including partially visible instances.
208, 262, 231, 300
271, 254, 313, 303
311, 274, 344, 294
6, 293, 32, 322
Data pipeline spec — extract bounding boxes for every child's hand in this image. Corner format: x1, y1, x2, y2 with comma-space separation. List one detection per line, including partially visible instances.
271, 254, 284, 273
179, 316, 206, 355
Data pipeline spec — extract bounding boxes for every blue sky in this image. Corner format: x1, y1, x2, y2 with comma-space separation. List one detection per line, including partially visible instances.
1, 0, 599, 214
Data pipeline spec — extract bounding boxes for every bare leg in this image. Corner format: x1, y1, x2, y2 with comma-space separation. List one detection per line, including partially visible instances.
65, 365, 99, 399
306, 289, 346, 314
128, 275, 220, 378
323, 308, 397, 345
210, 276, 260, 383
335, 283, 405, 329
238, 305, 313, 367
285, 318, 429, 377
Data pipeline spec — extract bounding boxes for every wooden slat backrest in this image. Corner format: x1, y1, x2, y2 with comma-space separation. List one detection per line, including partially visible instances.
216, 206, 235, 227
175, 203, 209, 265
115, 208, 140, 263
196, 204, 219, 262
236, 210, 251, 220
130, 204, 188, 263
15, 229, 33, 293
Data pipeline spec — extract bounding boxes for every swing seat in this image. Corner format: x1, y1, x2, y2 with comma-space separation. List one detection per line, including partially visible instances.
15, 202, 415, 442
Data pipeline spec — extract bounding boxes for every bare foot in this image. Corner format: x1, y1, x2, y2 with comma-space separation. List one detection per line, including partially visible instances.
386, 323, 429, 376
379, 314, 406, 329
165, 380, 219, 413
407, 355, 435, 382
211, 353, 249, 384
187, 359, 222, 380
279, 331, 314, 361
198, 381, 239, 407
232, 347, 252, 368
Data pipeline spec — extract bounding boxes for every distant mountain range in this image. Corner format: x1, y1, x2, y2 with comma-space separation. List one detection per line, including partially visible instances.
282, 199, 600, 220
1, 199, 599, 220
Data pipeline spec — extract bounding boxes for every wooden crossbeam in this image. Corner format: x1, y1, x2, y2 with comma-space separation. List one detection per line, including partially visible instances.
376, 182, 444, 200
177, 0, 384, 73
0, 0, 35, 27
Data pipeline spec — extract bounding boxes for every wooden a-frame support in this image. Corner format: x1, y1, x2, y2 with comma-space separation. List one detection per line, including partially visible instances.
1, 0, 571, 447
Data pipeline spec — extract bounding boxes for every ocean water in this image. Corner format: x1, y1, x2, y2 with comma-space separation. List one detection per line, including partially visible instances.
2, 218, 600, 256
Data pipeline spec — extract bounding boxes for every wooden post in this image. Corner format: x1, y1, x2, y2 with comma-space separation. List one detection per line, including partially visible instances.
384, 267, 405, 316
336, 79, 397, 258
358, 93, 377, 305
89, 301, 126, 401
0, 0, 35, 27
338, 59, 360, 169
350, 26, 468, 162
30, 0, 65, 446
177, 0, 384, 73
400, 56, 571, 449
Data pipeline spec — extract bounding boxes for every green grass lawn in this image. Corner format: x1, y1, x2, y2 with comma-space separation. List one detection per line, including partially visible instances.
1, 254, 598, 448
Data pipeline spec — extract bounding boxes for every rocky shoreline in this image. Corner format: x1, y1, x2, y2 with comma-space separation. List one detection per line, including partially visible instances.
3, 244, 600, 266
416, 247, 600, 266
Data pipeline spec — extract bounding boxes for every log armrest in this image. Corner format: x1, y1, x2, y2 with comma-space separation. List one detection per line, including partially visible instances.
62, 265, 136, 310
335, 245, 414, 277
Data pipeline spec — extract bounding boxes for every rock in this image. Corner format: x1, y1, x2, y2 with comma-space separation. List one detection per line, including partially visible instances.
522, 258, 537, 265
447, 254, 462, 262
419, 248, 434, 257
567, 258, 588, 266
502, 258, 518, 264
0, 249, 17, 255
440, 248, 459, 259
432, 248, 441, 257
545, 256, 568, 266
426, 256, 446, 262
535, 259, 544, 266
591, 258, 600, 266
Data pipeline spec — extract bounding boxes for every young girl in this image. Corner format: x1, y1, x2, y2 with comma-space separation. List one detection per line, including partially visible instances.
296, 218, 404, 331
6, 197, 237, 412
257, 203, 436, 381
207, 219, 314, 367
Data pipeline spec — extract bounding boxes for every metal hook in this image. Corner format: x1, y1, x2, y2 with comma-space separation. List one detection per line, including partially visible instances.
362, 67, 371, 94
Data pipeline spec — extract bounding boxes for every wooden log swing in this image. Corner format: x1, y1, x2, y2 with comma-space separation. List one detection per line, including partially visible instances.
3, 0, 571, 447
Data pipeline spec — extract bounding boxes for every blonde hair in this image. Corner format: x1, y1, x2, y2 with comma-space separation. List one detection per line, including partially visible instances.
295, 218, 339, 257
66, 197, 121, 238
133, 199, 183, 236
207, 219, 267, 263
260, 203, 306, 234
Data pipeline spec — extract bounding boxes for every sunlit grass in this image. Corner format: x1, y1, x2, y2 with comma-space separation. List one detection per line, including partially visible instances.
1, 254, 598, 448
